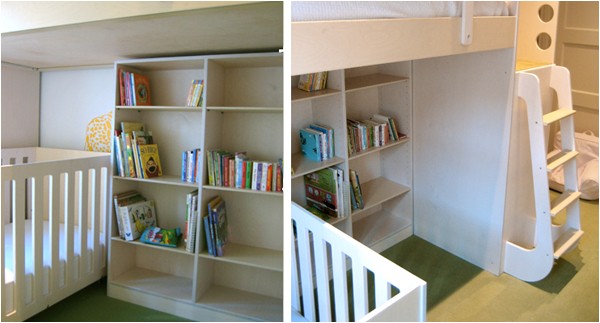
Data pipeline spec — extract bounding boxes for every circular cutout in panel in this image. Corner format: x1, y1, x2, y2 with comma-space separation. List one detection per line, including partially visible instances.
537, 32, 552, 50
538, 4, 554, 22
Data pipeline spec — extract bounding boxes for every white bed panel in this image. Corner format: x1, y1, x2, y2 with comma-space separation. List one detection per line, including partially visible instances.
292, 1, 516, 21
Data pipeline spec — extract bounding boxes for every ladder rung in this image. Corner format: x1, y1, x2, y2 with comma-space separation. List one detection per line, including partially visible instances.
550, 190, 581, 217
547, 150, 578, 172
543, 109, 575, 126
553, 228, 584, 259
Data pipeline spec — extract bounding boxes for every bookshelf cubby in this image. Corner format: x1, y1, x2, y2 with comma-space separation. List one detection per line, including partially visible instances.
291, 61, 413, 252
109, 52, 283, 321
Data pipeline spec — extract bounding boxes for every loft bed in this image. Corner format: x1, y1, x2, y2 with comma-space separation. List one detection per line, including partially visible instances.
291, 2, 518, 321
291, 1, 516, 75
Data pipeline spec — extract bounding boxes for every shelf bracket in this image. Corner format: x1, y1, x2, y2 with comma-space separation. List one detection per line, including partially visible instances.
461, 1, 474, 46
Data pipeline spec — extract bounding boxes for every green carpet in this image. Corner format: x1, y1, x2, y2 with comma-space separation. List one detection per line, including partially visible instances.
27, 278, 190, 322
381, 192, 599, 322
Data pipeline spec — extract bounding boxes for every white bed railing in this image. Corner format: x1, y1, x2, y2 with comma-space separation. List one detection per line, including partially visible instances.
291, 202, 426, 322
1, 147, 109, 321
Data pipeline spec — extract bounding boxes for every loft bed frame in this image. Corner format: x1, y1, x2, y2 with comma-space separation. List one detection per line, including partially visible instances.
292, 2, 516, 75
291, 2, 518, 321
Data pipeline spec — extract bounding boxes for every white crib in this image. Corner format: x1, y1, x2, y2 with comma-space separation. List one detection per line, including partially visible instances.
1, 147, 110, 321
291, 202, 426, 321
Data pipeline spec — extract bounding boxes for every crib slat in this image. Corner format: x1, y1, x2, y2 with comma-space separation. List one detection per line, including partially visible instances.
98, 167, 108, 270
1, 179, 7, 318
79, 170, 89, 276
49, 174, 60, 293
291, 221, 301, 314
352, 262, 368, 319
331, 245, 349, 322
65, 172, 75, 286
313, 232, 332, 321
296, 224, 316, 321
32, 177, 45, 305
375, 273, 391, 308
89, 169, 98, 273
13, 179, 26, 318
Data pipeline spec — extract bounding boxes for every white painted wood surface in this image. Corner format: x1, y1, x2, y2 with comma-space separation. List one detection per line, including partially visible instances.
503, 66, 583, 282
291, 202, 426, 322
1, 148, 109, 321
292, 16, 516, 75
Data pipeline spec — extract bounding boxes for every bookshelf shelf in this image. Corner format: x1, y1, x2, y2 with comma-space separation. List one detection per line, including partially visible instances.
202, 185, 283, 196
198, 243, 283, 272
111, 236, 193, 256
206, 106, 283, 113
351, 177, 410, 217
348, 136, 409, 161
345, 73, 409, 93
291, 87, 341, 102
116, 105, 204, 112
196, 285, 282, 322
291, 62, 413, 251
111, 267, 193, 301
291, 153, 345, 179
109, 52, 283, 321
114, 175, 199, 188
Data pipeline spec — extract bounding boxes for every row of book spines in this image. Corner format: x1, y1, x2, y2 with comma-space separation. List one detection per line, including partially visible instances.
297, 72, 328, 92
182, 149, 202, 183
118, 69, 151, 106
184, 190, 199, 253
204, 195, 227, 257
206, 151, 283, 192
347, 115, 402, 154
186, 79, 205, 107
114, 131, 159, 179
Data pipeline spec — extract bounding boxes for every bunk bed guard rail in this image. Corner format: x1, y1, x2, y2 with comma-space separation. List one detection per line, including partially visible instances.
291, 202, 426, 322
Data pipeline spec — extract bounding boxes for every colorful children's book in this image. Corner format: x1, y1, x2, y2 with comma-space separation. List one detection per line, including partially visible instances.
133, 73, 152, 106
299, 128, 322, 161
138, 144, 163, 178
119, 199, 157, 241
304, 167, 340, 217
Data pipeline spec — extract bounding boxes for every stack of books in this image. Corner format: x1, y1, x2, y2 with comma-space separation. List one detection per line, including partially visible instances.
347, 114, 405, 155
118, 69, 152, 106
114, 121, 163, 179
204, 195, 229, 257
297, 72, 328, 92
304, 167, 349, 219
182, 149, 202, 183
206, 150, 283, 192
186, 79, 204, 107
113, 191, 158, 241
299, 124, 335, 162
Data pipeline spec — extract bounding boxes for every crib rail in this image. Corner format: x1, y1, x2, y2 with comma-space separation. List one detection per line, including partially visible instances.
1, 150, 110, 321
291, 202, 426, 322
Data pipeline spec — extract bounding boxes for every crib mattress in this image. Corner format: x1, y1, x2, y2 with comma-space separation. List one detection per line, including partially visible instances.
291, 1, 515, 21
4, 219, 102, 283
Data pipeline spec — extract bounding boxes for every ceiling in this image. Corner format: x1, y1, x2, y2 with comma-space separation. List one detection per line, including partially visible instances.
1, 2, 283, 69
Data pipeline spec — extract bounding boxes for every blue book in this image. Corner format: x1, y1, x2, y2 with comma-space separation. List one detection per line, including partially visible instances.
203, 216, 214, 256
299, 128, 322, 162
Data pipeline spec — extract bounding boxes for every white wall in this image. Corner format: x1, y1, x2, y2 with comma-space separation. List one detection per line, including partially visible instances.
39, 67, 114, 149
1, 63, 40, 148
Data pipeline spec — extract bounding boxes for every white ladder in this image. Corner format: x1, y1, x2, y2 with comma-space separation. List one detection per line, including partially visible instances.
504, 65, 583, 282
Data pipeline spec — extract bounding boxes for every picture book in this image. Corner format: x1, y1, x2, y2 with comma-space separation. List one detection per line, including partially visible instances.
113, 190, 146, 239
133, 73, 152, 106
304, 167, 340, 216
138, 144, 163, 178
207, 196, 228, 257
119, 199, 157, 241
299, 128, 322, 162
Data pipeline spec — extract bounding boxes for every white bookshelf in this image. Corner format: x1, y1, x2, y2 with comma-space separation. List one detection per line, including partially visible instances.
291, 61, 413, 250
108, 52, 283, 321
